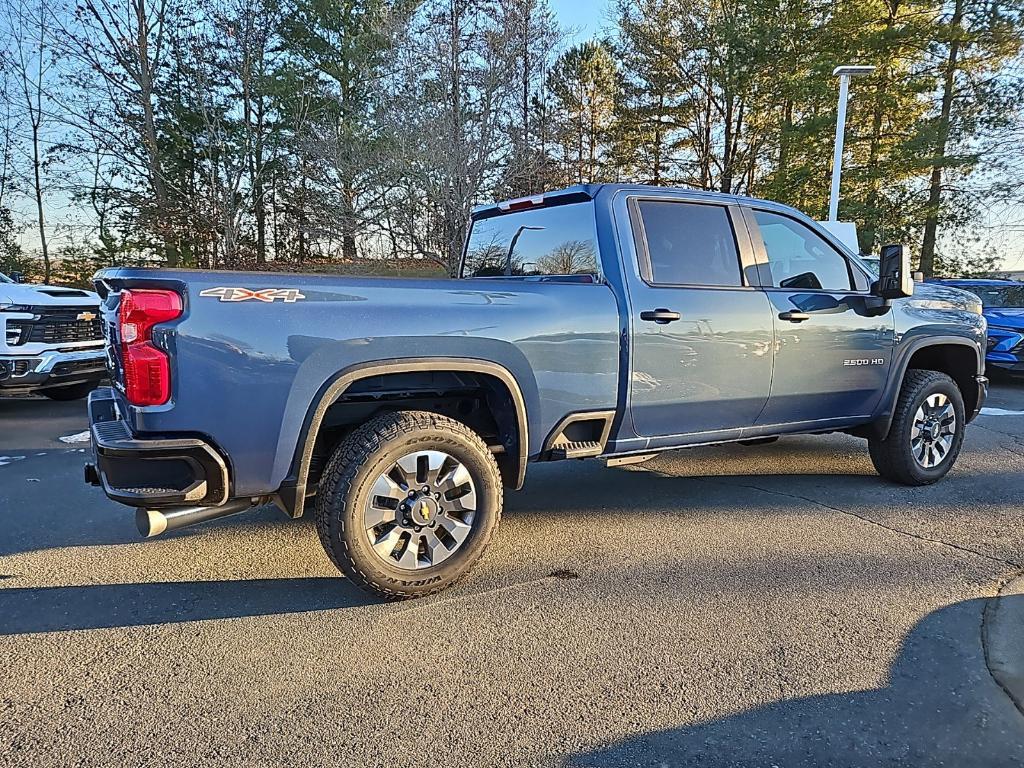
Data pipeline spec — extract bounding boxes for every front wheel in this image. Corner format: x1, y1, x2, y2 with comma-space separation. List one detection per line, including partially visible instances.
868, 370, 966, 486
315, 410, 503, 600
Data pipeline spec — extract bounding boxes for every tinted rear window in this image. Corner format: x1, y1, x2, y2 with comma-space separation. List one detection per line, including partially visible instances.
462, 202, 600, 278
636, 201, 741, 286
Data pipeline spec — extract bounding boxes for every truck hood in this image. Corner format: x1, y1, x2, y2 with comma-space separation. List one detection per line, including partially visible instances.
984, 308, 1024, 331
0, 282, 100, 307
909, 281, 982, 313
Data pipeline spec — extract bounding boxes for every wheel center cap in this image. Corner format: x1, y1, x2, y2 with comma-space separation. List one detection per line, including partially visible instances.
929, 423, 942, 440
409, 495, 439, 526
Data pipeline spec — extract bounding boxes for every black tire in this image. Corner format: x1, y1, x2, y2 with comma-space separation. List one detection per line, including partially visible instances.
315, 410, 503, 600
868, 370, 965, 486
42, 381, 97, 401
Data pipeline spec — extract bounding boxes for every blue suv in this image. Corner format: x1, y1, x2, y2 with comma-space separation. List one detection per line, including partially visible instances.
931, 278, 1024, 374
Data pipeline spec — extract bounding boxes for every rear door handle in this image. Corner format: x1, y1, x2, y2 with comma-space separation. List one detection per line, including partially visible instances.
640, 308, 682, 324
778, 311, 811, 323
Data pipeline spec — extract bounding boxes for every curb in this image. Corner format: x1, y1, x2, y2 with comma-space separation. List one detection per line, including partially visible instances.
985, 573, 1024, 715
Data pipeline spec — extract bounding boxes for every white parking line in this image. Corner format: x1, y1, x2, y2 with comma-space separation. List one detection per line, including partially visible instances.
979, 407, 1024, 416
0, 455, 25, 467
59, 430, 91, 444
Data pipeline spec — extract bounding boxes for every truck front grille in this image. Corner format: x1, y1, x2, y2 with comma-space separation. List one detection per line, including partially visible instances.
6, 306, 103, 346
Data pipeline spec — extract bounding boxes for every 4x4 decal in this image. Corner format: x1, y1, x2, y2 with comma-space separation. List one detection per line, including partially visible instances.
199, 287, 306, 303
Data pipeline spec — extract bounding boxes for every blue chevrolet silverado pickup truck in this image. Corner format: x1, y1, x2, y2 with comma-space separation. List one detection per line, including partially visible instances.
85, 184, 988, 599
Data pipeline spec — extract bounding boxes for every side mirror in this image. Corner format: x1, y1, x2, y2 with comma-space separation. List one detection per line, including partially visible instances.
10, 271, 24, 283
873, 244, 913, 299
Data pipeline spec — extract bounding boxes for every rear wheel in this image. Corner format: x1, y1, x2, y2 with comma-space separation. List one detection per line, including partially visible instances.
868, 370, 965, 486
315, 410, 502, 600
42, 381, 98, 401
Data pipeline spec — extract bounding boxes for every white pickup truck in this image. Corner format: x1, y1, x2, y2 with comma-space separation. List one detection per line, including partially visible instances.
0, 271, 105, 399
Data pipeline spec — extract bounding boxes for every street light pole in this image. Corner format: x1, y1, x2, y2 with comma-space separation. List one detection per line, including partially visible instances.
828, 65, 876, 222
504, 225, 544, 275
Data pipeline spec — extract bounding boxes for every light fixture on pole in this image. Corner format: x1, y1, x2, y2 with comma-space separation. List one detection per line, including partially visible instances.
828, 65, 876, 222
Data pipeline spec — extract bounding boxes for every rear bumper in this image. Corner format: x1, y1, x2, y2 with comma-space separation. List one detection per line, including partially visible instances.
0, 347, 106, 391
85, 387, 230, 508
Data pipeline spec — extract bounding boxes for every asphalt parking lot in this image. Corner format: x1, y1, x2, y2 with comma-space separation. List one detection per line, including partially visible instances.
1, 384, 1023, 767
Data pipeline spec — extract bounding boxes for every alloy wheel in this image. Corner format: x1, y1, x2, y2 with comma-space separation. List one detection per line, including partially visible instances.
363, 450, 477, 570
910, 393, 957, 469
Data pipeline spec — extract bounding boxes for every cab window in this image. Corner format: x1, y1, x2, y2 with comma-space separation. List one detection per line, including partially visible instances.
635, 200, 741, 287
462, 202, 600, 279
755, 210, 853, 291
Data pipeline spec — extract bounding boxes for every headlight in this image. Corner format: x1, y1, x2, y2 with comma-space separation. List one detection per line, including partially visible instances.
0, 304, 31, 312
906, 299, 959, 311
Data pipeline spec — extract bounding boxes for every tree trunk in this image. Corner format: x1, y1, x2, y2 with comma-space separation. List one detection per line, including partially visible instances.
920, 0, 964, 277
652, 91, 664, 185
135, 0, 176, 266
721, 97, 734, 193
31, 121, 49, 283
862, 6, 897, 254
341, 181, 357, 261
778, 99, 793, 185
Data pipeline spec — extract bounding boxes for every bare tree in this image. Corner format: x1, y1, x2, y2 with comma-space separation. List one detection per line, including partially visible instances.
56, 0, 180, 264
390, 0, 521, 275
3, 0, 54, 281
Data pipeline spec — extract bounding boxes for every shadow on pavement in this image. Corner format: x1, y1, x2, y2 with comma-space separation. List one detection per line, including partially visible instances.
568, 596, 1024, 768
0, 576, 376, 635
505, 455, 1024, 520
0, 447, 300, 555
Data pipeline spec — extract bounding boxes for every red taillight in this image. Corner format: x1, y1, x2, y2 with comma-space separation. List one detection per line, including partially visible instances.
118, 289, 182, 406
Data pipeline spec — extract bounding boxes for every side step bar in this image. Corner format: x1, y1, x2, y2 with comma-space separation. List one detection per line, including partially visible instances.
548, 440, 603, 460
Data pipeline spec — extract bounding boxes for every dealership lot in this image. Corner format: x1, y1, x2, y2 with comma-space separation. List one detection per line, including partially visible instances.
1, 384, 1023, 767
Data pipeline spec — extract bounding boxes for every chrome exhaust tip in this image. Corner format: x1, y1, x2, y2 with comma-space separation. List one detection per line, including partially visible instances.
136, 497, 262, 538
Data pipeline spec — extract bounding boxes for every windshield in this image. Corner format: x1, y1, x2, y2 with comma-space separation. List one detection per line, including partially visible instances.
955, 284, 1024, 309
0, 272, 12, 284
462, 202, 600, 278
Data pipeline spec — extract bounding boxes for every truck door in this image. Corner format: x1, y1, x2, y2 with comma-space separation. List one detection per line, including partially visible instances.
744, 207, 895, 426
620, 196, 775, 439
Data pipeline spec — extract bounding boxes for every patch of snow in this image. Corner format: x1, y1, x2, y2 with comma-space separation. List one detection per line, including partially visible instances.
979, 407, 1024, 417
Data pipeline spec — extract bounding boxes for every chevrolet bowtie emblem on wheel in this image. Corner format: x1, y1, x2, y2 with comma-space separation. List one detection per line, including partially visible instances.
419, 501, 431, 520
198, 287, 306, 303
77, 311, 97, 322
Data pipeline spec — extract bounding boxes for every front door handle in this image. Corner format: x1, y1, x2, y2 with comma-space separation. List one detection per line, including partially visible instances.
640, 308, 682, 324
778, 310, 811, 323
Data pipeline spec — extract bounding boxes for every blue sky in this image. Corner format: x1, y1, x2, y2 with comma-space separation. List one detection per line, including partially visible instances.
549, 0, 611, 42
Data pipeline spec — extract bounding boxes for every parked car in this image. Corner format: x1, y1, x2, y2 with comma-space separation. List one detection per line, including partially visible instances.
0, 271, 105, 399
929, 278, 1024, 375
85, 184, 988, 599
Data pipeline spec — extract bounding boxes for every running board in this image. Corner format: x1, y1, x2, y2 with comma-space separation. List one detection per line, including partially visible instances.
604, 453, 657, 467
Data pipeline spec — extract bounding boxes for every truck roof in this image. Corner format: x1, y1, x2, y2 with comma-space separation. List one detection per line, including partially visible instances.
474, 183, 765, 219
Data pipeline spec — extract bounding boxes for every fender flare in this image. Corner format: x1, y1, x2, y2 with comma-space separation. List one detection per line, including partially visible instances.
870, 335, 984, 438
277, 357, 530, 518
